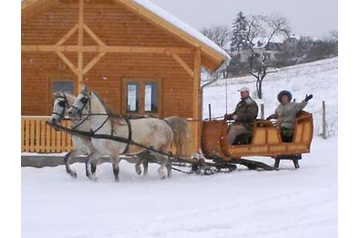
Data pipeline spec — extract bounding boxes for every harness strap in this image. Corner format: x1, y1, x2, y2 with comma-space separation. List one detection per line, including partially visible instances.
122, 117, 132, 154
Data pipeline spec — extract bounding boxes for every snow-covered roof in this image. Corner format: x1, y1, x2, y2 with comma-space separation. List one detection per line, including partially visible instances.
133, 0, 231, 60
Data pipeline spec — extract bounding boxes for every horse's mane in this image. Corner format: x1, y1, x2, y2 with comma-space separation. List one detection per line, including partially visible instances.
92, 91, 126, 126
92, 91, 113, 115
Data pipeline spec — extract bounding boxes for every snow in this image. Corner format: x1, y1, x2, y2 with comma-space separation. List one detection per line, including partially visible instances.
21, 57, 338, 237
203, 57, 338, 137
21, 137, 337, 238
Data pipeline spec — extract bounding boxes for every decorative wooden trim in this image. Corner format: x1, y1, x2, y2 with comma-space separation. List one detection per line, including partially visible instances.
83, 52, 107, 75
77, 0, 84, 94
22, 45, 194, 54
83, 24, 106, 47
55, 51, 78, 75
172, 53, 194, 78
55, 24, 79, 46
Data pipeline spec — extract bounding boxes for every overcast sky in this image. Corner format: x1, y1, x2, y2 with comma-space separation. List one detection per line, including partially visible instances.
152, 0, 337, 39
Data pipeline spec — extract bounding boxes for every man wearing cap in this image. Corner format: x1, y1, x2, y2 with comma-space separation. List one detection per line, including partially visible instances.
225, 87, 258, 145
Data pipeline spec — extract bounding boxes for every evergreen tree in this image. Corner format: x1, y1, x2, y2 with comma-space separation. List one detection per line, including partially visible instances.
230, 12, 249, 52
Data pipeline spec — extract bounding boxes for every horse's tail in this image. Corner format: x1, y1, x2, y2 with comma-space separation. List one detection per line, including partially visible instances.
164, 116, 190, 157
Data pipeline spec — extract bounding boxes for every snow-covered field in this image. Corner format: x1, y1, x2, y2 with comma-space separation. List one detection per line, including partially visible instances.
21, 137, 337, 238
21, 58, 338, 238
203, 57, 338, 137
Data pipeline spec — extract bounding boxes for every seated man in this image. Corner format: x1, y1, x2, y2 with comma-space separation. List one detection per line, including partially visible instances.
225, 87, 258, 145
266, 90, 313, 142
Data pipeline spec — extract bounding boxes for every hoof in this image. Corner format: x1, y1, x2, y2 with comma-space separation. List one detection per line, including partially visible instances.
69, 171, 77, 179
135, 169, 142, 176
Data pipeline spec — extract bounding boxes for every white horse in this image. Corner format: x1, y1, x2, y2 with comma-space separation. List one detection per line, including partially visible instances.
49, 92, 150, 181
67, 85, 189, 182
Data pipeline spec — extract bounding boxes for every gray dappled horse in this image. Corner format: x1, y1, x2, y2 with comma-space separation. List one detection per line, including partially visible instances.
67, 85, 189, 182
49, 92, 151, 181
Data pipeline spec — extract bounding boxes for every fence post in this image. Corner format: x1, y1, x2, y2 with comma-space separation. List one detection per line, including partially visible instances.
260, 104, 264, 119
208, 104, 212, 121
322, 101, 327, 139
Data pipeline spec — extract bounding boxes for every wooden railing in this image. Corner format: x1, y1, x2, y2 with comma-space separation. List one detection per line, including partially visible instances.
21, 116, 73, 153
21, 116, 201, 155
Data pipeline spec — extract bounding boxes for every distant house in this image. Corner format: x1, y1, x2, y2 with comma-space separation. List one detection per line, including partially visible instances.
232, 36, 299, 63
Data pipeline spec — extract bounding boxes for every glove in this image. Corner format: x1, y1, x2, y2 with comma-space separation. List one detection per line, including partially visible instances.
305, 94, 313, 102
266, 116, 273, 120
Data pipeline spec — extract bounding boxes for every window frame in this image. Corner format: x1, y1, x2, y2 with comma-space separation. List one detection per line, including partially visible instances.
121, 77, 163, 117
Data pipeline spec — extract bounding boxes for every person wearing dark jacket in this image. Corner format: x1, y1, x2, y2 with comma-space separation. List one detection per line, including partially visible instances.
266, 90, 313, 142
225, 87, 258, 145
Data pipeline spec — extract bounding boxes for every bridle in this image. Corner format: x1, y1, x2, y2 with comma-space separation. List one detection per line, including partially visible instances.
68, 90, 132, 154
69, 92, 90, 116
52, 93, 70, 120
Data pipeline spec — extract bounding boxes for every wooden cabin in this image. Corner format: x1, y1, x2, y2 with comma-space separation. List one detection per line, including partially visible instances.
21, 0, 230, 153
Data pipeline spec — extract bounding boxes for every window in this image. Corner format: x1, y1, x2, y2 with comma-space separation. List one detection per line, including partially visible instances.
126, 83, 139, 113
53, 80, 74, 94
122, 78, 162, 116
144, 83, 158, 113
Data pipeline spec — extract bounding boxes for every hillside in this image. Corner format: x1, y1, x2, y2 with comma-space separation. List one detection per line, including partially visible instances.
203, 57, 338, 137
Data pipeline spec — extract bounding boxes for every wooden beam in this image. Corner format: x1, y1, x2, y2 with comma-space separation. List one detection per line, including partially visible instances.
56, 51, 78, 76
21, 45, 194, 54
83, 52, 107, 75
55, 24, 79, 46
77, 0, 84, 94
192, 48, 202, 152
83, 24, 106, 46
172, 53, 194, 77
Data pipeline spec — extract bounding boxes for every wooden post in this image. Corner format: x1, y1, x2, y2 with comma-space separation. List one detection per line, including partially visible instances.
208, 104, 212, 121
322, 101, 327, 139
77, 0, 84, 93
192, 48, 202, 152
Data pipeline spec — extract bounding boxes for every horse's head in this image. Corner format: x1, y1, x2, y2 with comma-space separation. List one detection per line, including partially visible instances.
49, 92, 71, 125
67, 85, 90, 119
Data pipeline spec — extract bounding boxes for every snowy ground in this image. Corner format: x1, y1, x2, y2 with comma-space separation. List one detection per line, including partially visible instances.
22, 137, 337, 238
21, 58, 338, 237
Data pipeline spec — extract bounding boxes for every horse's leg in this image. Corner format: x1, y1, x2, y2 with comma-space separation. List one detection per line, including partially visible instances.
161, 147, 172, 178
91, 162, 97, 175
143, 158, 149, 176
85, 151, 101, 181
110, 155, 121, 182
135, 150, 151, 176
165, 155, 172, 178
134, 155, 143, 175
64, 150, 78, 178
153, 152, 169, 180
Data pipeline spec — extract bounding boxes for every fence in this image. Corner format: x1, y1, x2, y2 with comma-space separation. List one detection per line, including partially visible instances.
21, 116, 73, 153
21, 116, 200, 154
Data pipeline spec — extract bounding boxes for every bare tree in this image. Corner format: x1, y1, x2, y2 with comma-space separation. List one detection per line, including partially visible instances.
201, 25, 231, 48
201, 25, 231, 78
245, 13, 291, 99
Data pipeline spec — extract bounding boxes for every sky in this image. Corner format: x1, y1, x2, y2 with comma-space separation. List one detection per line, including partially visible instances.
152, 0, 338, 39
